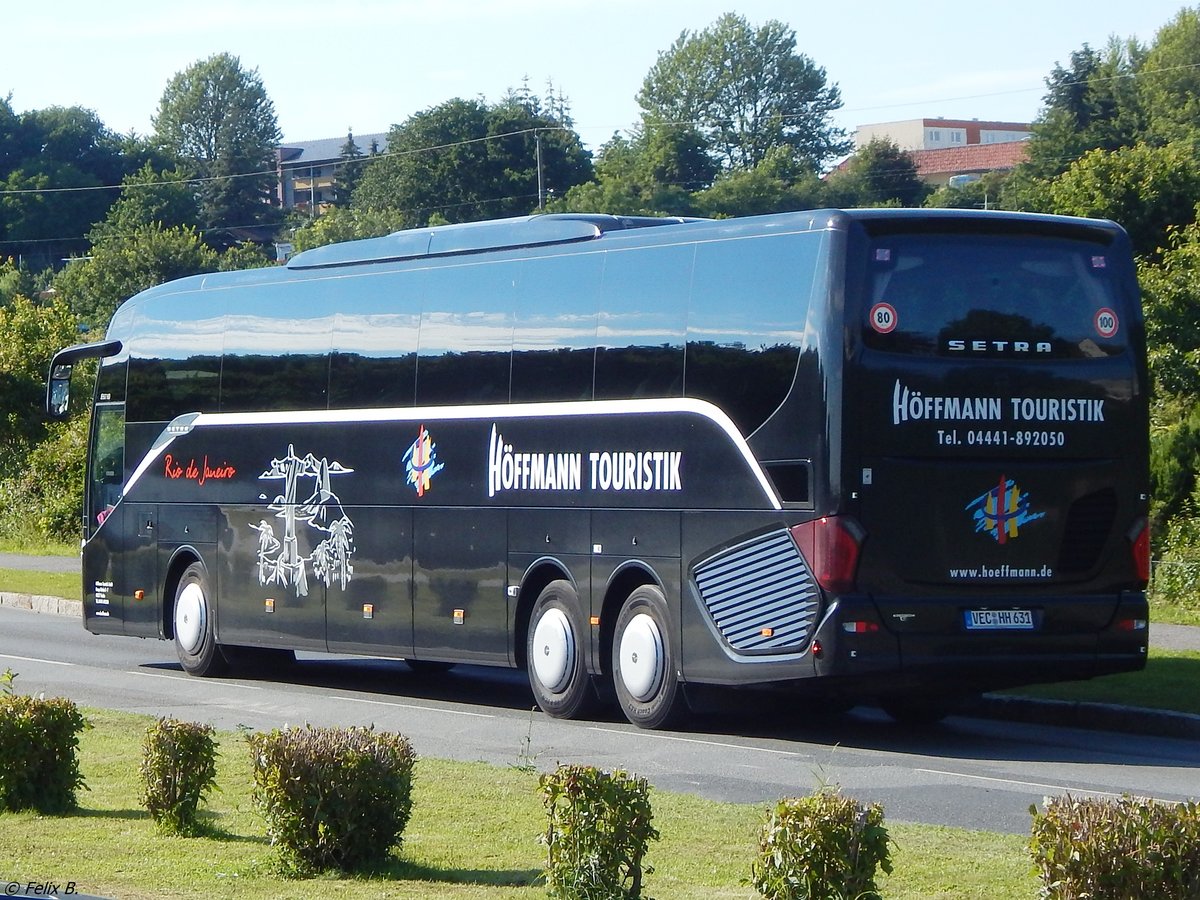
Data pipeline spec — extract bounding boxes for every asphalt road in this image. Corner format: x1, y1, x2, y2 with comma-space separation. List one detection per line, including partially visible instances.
3, 605, 1198, 837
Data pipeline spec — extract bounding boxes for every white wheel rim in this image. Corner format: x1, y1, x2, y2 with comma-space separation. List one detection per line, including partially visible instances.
531, 607, 574, 694
175, 582, 207, 655
619, 612, 664, 702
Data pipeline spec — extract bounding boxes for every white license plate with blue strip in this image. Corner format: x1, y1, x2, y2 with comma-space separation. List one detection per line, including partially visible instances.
964, 609, 1034, 630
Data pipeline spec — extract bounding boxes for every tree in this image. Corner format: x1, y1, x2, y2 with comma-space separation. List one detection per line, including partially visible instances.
822, 139, 928, 208
353, 93, 592, 228
1140, 7, 1200, 145
0, 104, 141, 268
1003, 38, 1146, 210
691, 146, 823, 217
924, 171, 1009, 210
152, 53, 282, 238
291, 206, 411, 252
86, 163, 200, 244
53, 223, 218, 328
1138, 212, 1200, 399
549, 125, 714, 216
1044, 142, 1200, 258
333, 131, 367, 207
637, 13, 850, 173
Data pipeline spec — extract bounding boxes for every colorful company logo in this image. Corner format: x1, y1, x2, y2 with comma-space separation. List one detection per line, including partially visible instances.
403, 425, 444, 497
965, 475, 1045, 544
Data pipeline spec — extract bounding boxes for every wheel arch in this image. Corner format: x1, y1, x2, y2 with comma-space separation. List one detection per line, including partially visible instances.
161, 545, 206, 641
513, 557, 576, 671
599, 561, 663, 679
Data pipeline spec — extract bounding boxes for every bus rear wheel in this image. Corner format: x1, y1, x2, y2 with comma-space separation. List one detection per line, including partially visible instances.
611, 585, 687, 729
173, 562, 228, 677
526, 580, 595, 719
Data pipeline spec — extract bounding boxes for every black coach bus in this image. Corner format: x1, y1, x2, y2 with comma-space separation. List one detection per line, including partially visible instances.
47, 209, 1150, 728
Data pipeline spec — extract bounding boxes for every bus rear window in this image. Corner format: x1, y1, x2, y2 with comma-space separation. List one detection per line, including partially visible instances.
862, 233, 1125, 359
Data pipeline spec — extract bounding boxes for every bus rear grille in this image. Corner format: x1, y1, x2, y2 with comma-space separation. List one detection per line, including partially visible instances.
1057, 488, 1118, 574
693, 529, 819, 653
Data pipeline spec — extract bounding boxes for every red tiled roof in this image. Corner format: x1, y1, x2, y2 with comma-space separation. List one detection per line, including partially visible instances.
910, 141, 1029, 177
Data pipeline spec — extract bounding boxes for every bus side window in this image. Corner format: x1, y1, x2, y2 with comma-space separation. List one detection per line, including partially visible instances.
220, 284, 332, 413
511, 254, 601, 403
686, 234, 813, 435
125, 296, 222, 422
329, 274, 420, 409
594, 244, 689, 401
415, 261, 515, 406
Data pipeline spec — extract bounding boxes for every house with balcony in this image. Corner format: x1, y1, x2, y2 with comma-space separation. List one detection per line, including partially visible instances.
276, 132, 389, 214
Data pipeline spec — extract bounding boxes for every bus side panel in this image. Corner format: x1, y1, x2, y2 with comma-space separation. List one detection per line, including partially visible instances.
590, 509, 681, 675
508, 506, 593, 667
81, 506, 123, 635
140, 503, 217, 639
680, 510, 820, 684
218, 505, 328, 652
325, 506, 414, 657
412, 507, 508, 664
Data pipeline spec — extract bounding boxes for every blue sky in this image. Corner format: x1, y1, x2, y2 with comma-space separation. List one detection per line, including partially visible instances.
4, 1, 1191, 153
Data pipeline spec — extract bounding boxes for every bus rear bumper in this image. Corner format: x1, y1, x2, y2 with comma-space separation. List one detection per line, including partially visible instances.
810, 592, 1148, 695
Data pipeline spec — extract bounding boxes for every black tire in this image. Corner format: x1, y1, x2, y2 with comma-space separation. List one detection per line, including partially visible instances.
220, 645, 296, 674
880, 694, 971, 726
526, 580, 595, 719
611, 585, 687, 730
172, 562, 228, 677
404, 659, 457, 676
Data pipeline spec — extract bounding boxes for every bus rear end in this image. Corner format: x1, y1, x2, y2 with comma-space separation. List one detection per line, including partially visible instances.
827, 211, 1149, 712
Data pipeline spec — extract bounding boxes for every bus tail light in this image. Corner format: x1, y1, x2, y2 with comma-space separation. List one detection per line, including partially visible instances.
1129, 518, 1151, 584
789, 516, 864, 594
842, 621, 879, 634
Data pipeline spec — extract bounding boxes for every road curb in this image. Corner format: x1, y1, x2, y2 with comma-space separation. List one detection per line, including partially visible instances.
6, 592, 1200, 740
977, 693, 1200, 740
0, 591, 80, 617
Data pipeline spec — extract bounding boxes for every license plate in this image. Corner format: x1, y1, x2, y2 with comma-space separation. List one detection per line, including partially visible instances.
964, 609, 1034, 630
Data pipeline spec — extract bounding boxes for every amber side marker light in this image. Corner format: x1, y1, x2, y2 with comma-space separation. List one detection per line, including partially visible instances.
134, 589, 145, 601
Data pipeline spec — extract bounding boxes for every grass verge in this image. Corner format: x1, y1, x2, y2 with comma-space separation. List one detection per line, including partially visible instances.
1007, 647, 1200, 715
0, 537, 77, 556
1, 708, 1037, 899
1148, 594, 1200, 627
0, 567, 79, 600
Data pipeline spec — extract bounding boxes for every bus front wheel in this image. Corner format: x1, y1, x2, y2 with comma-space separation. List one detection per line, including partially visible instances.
173, 562, 228, 677
526, 580, 595, 719
611, 585, 687, 729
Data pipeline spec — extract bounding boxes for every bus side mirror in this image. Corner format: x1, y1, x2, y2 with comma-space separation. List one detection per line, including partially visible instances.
48, 364, 73, 419
45, 339, 124, 420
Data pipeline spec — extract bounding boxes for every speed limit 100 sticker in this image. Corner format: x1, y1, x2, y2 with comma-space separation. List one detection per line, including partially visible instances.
869, 302, 898, 334
1095, 307, 1119, 338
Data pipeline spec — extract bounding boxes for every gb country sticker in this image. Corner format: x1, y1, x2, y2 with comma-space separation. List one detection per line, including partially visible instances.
869, 302, 898, 334
1094, 307, 1119, 339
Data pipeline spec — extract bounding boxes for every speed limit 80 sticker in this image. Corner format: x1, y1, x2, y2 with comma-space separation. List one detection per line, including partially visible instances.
1094, 307, 1119, 338
869, 302, 898, 334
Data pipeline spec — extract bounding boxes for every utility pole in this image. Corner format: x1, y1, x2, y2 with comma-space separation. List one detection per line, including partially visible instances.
536, 131, 545, 210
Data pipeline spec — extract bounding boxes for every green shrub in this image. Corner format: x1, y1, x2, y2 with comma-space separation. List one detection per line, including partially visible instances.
750, 789, 892, 900
0, 670, 89, 813
246, 724, 416, 875
139, 718, 218, 835
538, 763, 659, 900
1030, 793, 1200, 898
